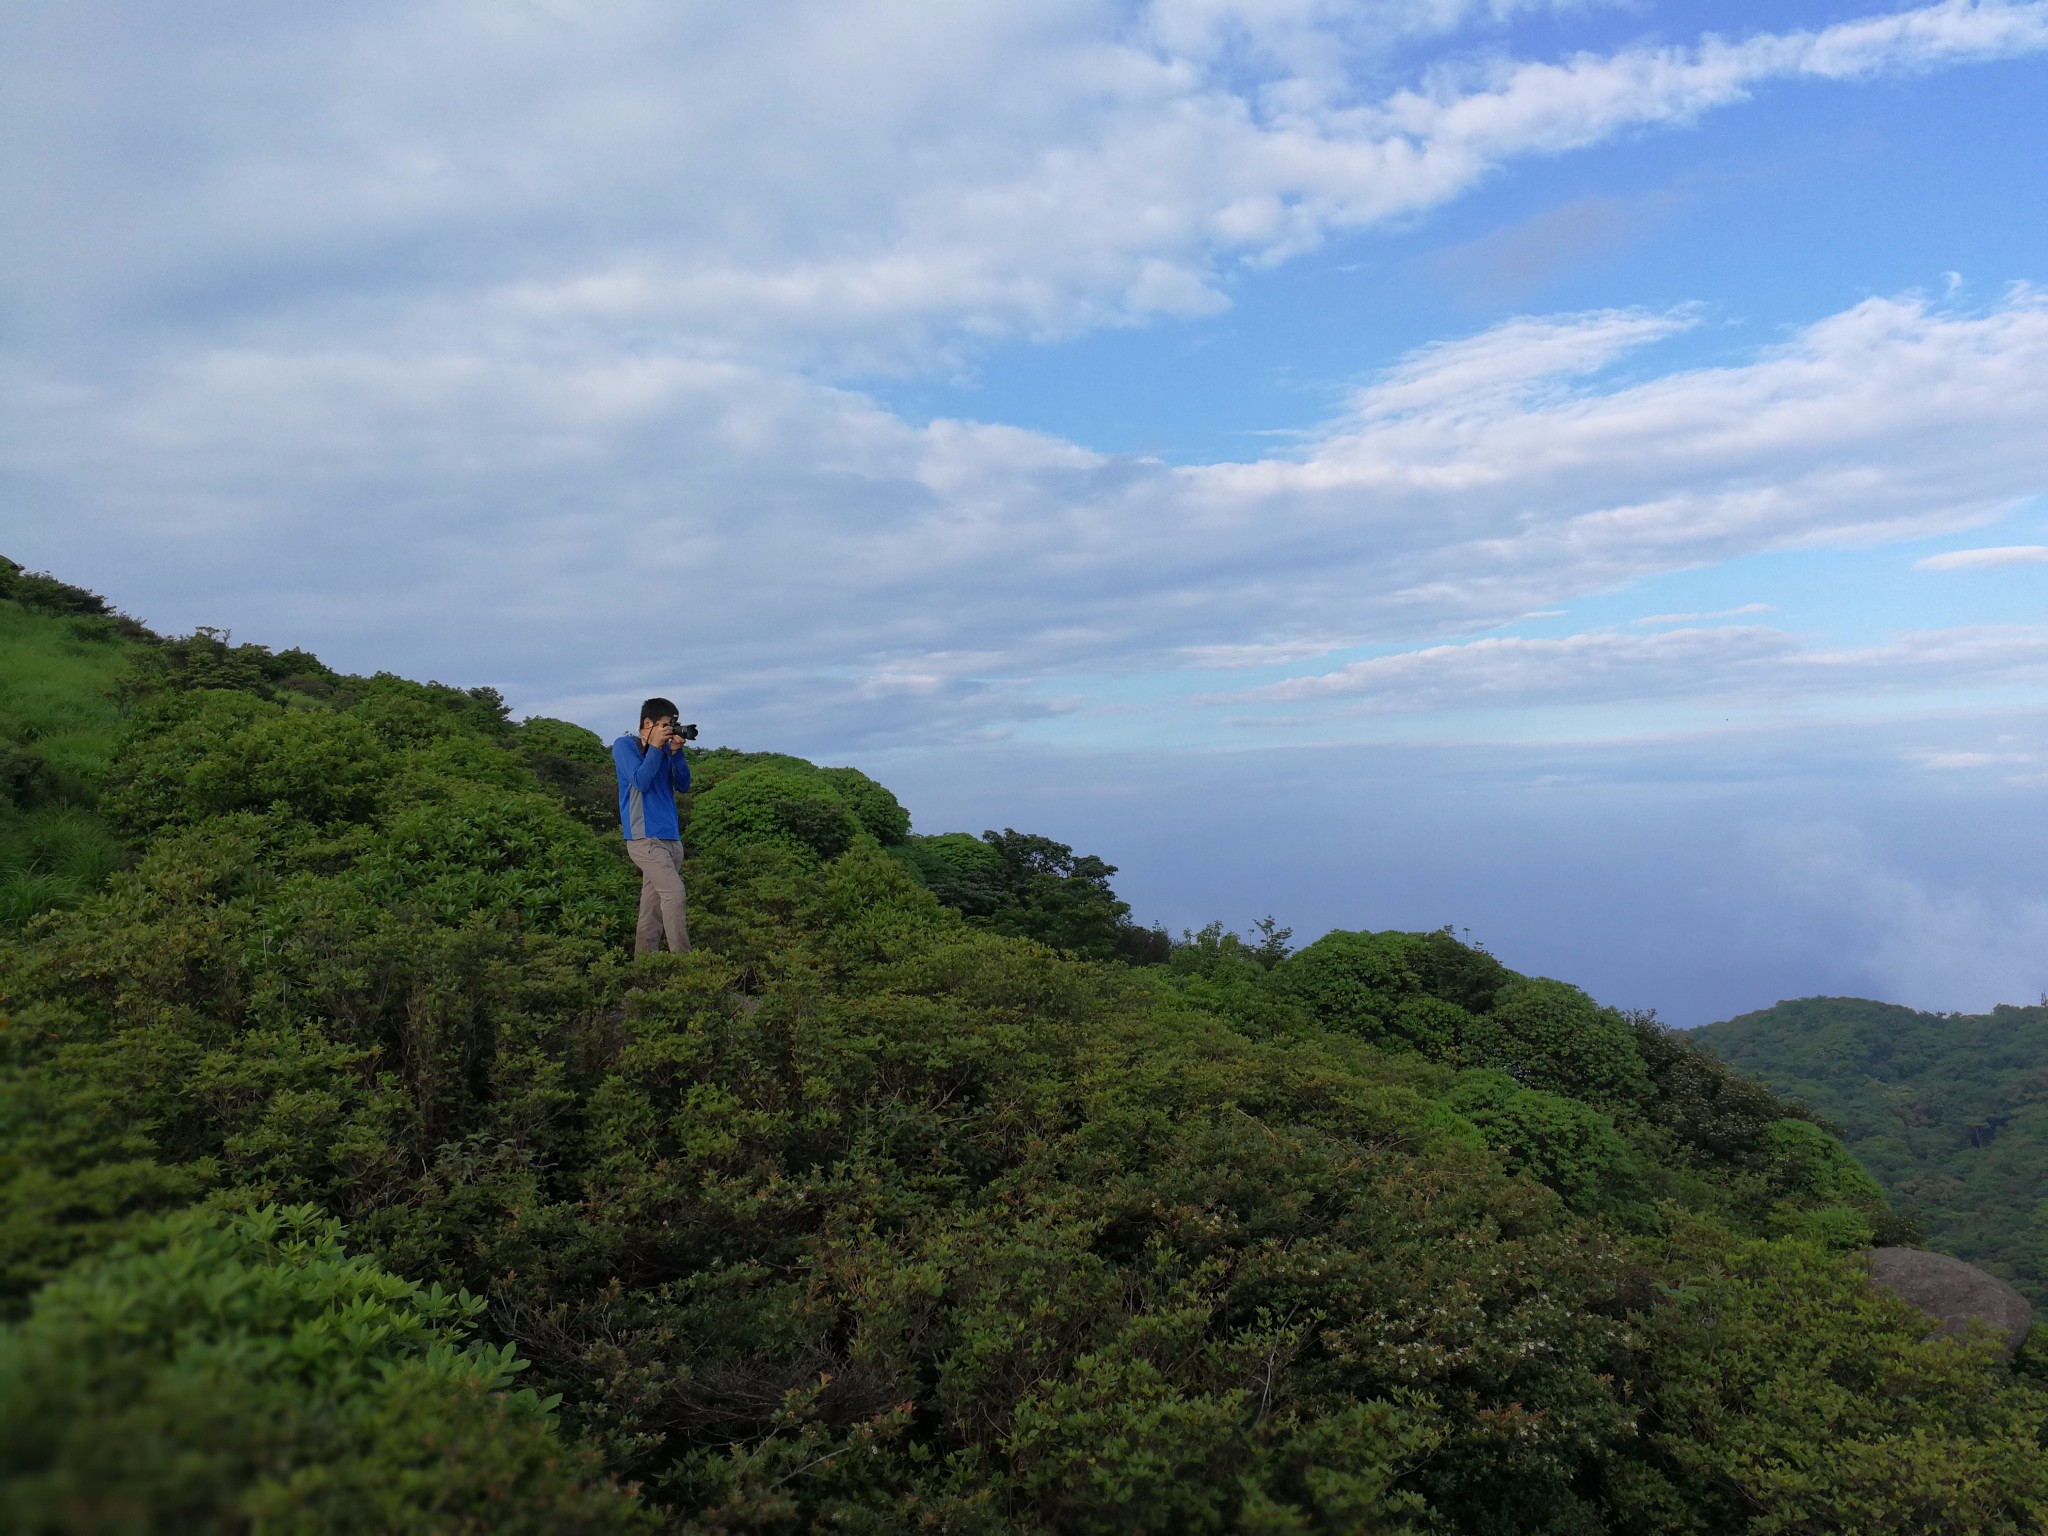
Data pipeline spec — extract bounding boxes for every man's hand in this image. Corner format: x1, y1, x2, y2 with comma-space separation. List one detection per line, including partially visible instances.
644, 719, 673, 749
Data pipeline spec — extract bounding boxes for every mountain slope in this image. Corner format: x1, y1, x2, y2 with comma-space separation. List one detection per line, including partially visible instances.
1695, 995, 2048, 1306
3, 559, 2047, 1533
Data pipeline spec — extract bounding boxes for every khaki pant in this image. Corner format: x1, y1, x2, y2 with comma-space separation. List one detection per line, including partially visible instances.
626, 837, 689, 954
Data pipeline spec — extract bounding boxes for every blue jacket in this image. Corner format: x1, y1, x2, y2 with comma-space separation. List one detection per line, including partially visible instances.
613, 734, 691, 841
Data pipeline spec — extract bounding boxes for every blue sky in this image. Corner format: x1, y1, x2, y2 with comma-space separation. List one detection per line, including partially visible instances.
5, 0, 2045, 1021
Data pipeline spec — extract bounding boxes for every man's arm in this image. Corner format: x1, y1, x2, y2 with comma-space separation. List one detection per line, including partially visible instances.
666, 742, 691, 795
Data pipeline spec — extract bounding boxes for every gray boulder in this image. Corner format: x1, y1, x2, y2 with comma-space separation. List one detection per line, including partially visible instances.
1864, 1247, 2034, 1358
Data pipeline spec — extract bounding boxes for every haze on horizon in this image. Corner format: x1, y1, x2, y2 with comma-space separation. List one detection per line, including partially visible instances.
6, 0, 2045, 1025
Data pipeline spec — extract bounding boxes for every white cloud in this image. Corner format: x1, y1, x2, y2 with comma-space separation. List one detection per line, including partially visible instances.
10, 285, 2048, 747
470, 0, 2048, 361
1222, 625, 1794, 708
11, 1, 2047, 371
1912, 748, 2040, 768
1177, 637, 1352, 669
1915, 544, 2048, 569
1216, 623, 2048, 712
1632, 604, 1775, 626
1195, 289, 2048, 620
1747, 820, 2048, 1013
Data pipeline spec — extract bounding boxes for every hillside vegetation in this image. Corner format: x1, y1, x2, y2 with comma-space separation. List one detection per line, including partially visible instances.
1695, 996, 2048, 1308
3, 559, 2046, 1534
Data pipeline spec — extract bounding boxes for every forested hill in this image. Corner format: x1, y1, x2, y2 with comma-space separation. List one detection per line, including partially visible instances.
5, 553, 2048, 1533
1694, 996, 2048, 1307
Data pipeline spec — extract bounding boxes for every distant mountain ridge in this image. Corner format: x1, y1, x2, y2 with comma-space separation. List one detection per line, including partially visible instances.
1694, 996, 2048, 1306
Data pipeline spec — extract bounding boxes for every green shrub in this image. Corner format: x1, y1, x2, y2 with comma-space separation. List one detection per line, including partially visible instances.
0, 1204, 653, 1534
1622, 1228, 2048, 1533
1279, 928, 1513, 1056
1444, 1069, 1653, 1225
0, 744, 54, 810
105, 693, 392, 836
346, 676, 510, 749
893, 830, 1009, 915
1463, 976, 1653, 1111
1281, 932, 1651, 1109
688, 765, 864, 865
1787, 1203, 1879, 1250
1277, 929, 1417, 1043
0, 559, 147, 635
817, 765, 911, 843
682, 751, 909, 845
682, 747, 820, 792
511, 717, 619, 831
123, 628, 285, 698
1762, 1116, 1886, 1206
968, 829, 1134, 960
516, 715, 610, 767
344, 786, 637, 939
1154, 923, 1316, 1038
1627, 1010, 1818, 1168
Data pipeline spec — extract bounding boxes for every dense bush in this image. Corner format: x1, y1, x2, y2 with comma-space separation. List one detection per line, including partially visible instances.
346, 785, 637, 938
959, 828, 1136, 960
893, 830, 1009, 915
1282, 933, 1652, 1109
1625, 1227, 2048, 1533
515, 716, 610, 765
1444, 1068, 1653, 1226
1280, 928, 1500, 1051
689, 764, 868, 865
1762, 1116, 1887, 1206
105, 691, 393, 834
1629, 1009, 1828, 1168
0, 1204, 651, 1534
0, 557, 152, 639
1473, 976, 1653, 1111
817, 765, 911, 843
510, 716, 619, 831
686, 749, 910, 844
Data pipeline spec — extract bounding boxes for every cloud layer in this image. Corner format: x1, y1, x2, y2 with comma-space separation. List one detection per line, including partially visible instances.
1916, 544, 2048, 569
13, 0, 2048, 368
6, 0, 2048, 752
13, 283, 2046, 744
1220, 622, 2048, 714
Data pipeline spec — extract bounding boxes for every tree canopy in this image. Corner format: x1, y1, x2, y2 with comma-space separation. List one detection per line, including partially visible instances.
1695, 994, 2048, 1307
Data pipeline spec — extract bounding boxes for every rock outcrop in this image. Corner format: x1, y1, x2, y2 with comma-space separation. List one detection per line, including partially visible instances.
1865, 1247, 2034, 1358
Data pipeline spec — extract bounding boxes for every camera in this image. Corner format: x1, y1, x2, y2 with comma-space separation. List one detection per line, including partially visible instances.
674, 722, 699, 742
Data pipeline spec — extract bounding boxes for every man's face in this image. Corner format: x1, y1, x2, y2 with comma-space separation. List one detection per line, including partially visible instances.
644, 716, 675, 744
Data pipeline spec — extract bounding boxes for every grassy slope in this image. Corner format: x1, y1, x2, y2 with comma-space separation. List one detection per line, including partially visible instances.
1694, 996, 2048, 1304
0, 600, 134, 926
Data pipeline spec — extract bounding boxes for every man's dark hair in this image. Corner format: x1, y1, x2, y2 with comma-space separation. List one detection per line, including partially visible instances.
640, 696, 679, 726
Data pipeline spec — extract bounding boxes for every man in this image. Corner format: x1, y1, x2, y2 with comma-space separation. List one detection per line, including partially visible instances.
613, 697, 692, 954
